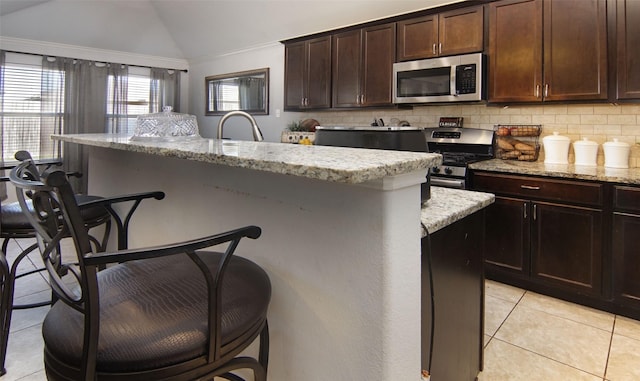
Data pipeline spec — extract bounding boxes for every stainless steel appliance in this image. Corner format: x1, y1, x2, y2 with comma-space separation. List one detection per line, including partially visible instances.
393, 53, 485, 104
424, 127, 494, 189
314, 126, 431, 201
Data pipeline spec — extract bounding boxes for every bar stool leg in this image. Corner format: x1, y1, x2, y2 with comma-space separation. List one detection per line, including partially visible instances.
0, 253, 10, 376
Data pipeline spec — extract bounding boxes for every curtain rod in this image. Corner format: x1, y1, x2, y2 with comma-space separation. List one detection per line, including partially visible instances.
1, 49, 188, 73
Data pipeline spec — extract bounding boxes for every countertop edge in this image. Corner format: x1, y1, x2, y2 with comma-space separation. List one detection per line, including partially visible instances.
469, 159, 640, 185
421, 187, 495, 236
54, 134, 442, 185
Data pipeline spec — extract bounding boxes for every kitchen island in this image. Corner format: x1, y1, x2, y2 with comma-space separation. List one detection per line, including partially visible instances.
53, 133, 493, 380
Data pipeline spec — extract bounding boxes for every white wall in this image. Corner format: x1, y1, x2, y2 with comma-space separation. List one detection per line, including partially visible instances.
188, 43, 303, 142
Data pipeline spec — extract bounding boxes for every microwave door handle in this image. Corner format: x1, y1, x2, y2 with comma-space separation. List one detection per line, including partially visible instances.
451, 67, 456, 96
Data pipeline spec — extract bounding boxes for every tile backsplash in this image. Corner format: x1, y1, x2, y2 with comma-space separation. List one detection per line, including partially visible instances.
304, 103, 640, 168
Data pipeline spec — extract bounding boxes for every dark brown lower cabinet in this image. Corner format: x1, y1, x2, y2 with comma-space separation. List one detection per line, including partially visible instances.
473, 171, 604, 297
473, 171, 640, 320
422, 210, 484, 381
612, 185, 640, 318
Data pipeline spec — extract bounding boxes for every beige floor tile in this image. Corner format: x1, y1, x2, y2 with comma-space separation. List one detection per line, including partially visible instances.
484, 334, 492, 347
13, 370, 46, 381
496, 304, 610, 377
8, 292, 50, 333
485, 280, 526, 303
3, 325, 44, 381
614, 315, 640, 341
519, 291, 615, 331
478, 338, 602, 381
485, 294, 516, 336
606, 334, 640, 381
10, 268, 50, 300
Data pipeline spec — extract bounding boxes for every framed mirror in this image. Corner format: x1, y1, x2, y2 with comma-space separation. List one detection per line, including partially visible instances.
205, 68, 269, 115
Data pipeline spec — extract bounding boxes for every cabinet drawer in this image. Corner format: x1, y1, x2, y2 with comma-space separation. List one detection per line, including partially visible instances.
473, 172, 603, 207
614, 185, 640, 214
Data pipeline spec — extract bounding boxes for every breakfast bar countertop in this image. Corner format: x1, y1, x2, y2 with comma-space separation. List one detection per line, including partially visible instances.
470, 159, 640, 185
53, 133, 442, 184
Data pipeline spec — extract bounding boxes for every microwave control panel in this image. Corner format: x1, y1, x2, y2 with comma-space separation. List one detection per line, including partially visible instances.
455, 64, 477, 95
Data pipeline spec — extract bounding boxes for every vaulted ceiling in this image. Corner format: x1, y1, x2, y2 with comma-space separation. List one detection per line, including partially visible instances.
0, 0, 462, 63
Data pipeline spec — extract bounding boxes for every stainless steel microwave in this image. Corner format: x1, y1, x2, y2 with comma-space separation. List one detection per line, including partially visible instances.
393, 53, 485, 104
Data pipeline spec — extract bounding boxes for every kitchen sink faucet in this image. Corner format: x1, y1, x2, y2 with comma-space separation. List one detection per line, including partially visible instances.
216, 110, 264, 141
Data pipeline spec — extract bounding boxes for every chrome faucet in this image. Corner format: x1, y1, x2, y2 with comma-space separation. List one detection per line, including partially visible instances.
216, 110, 264, 142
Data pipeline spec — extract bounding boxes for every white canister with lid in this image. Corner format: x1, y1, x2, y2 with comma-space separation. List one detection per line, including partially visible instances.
543, 132, 570, 164
603, 138, 630, 168
573, 138, 598, 167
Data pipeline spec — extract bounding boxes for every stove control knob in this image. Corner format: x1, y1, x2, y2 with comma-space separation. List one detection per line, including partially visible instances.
432, 167, 441, 174
444, 167, 453, 175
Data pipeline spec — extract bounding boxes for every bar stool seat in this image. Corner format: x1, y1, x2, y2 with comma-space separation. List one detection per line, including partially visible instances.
2, 195, 109, 234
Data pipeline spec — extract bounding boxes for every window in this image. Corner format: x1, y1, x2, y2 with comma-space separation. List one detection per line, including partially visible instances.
1, 52, 180, 162
0, 53, 63, 161
107, 67, 154, 134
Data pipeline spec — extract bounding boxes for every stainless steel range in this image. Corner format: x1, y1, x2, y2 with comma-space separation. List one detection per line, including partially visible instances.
424, 127, 495, 189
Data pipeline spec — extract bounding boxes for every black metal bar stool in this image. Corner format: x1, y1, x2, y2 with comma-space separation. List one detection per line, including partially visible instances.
0, 151, 165, 376
10, 158, 270, 380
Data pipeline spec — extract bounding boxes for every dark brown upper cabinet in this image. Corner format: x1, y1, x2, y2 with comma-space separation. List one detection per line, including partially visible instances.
332, 23, 396, 108
397, 5, 484, 62
489, 0, 608, 103
615, 0, 640, 100
284, 36, 332, 111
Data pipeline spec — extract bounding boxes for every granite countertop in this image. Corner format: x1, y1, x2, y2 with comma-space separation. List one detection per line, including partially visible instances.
470, 159, 640, 185
53, 134, 442, 184
421, 186, 495, 236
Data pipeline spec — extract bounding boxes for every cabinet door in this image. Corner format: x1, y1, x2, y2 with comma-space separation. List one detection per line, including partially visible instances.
306, 36, 332, 108
284, 41, 306, 110
439, 5, 484, 56
488, 0, 543, 102
361, 23, 395, 106
612, 213, 640, 308
616, 0, 640, 99
423, 210, 484, 381
484, 196, 530, 276
397, 15, 438, 61
543, 0, 608, 101
332, 29, 362, 108
531, 201, 603, 296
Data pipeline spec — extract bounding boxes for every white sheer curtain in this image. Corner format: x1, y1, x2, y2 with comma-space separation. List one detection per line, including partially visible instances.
150, 67, 180, 112
0, 51, 6, 201
42, 57, 128, 193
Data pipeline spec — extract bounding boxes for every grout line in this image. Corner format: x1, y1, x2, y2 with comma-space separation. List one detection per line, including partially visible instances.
491, 337, 608, 379
489, 289, 526, 339
603, 316, 616, 381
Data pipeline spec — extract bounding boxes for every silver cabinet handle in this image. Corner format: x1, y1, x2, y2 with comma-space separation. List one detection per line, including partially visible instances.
544, 84, 549, 98
524, 203, 527, 219
432, 43, 437, 55
535, 85, 540, 98
438, 43, 442, 55
521, 185, 541, 190
533, 204, 537, 221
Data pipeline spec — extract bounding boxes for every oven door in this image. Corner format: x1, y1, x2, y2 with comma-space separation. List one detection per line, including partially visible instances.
431, 176, 466, 189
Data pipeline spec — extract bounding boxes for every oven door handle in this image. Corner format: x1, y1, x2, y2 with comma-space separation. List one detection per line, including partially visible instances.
431, 177, 466, 189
